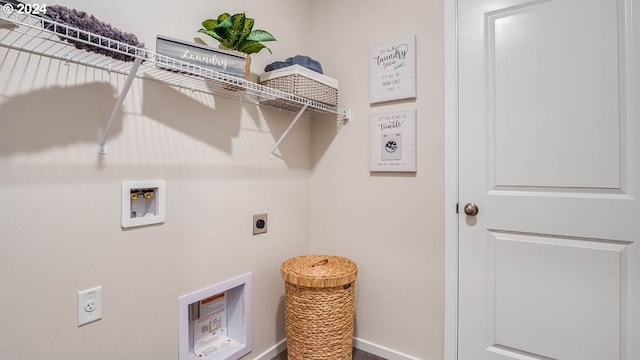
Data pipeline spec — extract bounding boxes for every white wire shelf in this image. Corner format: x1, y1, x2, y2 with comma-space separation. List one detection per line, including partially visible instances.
0, 10, 350, 154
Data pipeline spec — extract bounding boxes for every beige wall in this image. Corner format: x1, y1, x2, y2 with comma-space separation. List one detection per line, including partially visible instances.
0, 0, 445, 359
307, 1, 445, 359
0, 0, 312, 359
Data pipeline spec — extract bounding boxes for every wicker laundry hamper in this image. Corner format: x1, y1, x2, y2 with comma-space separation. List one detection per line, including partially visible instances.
281, 255, 358, 360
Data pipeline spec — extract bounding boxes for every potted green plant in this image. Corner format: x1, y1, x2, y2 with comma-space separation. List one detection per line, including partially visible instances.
199, 12, 276, 54
198, 12, 276, 78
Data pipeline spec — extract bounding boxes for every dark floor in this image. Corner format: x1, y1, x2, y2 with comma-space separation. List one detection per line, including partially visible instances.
270, 348, 386, 360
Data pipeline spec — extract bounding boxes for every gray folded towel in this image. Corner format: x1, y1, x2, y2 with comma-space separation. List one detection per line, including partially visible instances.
265, 55, 323, 74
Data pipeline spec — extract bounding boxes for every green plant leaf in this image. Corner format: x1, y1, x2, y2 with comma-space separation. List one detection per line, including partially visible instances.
201, 19, 218, 31
220, 38, 235, 49
213, 16, 235, 46
246, 30, 276, 42
238, 40, 270, 55
213, 13, 246, 48
229, 13, 246, 47
217, 13, 231, 23
197, 29, 224, 43
239, 17, 254, 44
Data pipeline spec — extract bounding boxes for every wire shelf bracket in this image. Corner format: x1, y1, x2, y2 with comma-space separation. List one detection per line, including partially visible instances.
270, 104, 308, 156
97, 56, 142, 154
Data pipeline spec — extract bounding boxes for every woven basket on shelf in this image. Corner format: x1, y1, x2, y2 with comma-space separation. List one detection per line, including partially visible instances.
281, 255, 358, 360
260, 65, 339, 106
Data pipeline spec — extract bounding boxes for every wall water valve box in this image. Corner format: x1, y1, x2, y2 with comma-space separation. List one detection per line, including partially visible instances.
121, 180, 166, 228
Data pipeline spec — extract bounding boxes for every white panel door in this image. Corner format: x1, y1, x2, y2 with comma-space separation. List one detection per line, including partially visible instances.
458, 0, 640, 359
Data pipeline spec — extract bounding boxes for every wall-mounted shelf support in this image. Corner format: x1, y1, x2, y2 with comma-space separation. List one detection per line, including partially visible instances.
97, 57, 142, 154
341, 109, 352, 122
270, 104, 308, 156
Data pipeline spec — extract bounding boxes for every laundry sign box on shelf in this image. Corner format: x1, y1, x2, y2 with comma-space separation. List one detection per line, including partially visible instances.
155, 35, 249, 78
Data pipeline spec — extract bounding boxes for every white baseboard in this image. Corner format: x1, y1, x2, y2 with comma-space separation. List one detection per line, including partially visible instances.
353, 337, 423, 360
253, 339, 287, 360
253, 338, 422, 360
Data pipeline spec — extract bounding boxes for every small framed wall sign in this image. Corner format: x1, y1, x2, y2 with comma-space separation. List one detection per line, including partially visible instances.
370, 110, 417, 172
369, 35, 417, 103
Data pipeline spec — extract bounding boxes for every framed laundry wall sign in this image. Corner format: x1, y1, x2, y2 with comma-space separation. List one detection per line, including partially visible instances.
370, 110, 417, 172
369, 35, 417, 103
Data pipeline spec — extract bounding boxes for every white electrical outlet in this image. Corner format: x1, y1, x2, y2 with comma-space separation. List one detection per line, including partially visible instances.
78, 286, 102, 326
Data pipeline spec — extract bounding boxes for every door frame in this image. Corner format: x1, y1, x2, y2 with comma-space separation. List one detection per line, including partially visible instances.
444, 0, 459, 359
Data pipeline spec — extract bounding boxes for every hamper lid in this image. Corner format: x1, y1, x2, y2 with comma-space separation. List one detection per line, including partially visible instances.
281, 255, 358, 288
